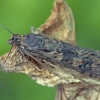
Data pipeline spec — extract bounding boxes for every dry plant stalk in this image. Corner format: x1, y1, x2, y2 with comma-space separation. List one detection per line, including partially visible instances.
0, 0, 100, 100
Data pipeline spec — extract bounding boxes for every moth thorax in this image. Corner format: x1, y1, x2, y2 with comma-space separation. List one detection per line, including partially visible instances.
7, 34, 21, 46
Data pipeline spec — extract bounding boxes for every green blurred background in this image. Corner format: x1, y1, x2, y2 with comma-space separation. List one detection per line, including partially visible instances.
0, 0, 100, 100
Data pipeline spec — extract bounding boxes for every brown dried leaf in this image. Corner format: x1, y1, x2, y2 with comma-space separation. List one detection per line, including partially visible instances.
0, 0, 100, 100
0, 0, 77, 86
0, 49, 67, 87
55, 83, 100, 100
38, 0, 76, 45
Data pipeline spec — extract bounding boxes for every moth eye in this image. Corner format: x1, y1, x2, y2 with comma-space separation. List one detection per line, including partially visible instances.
12, 37, 15, 41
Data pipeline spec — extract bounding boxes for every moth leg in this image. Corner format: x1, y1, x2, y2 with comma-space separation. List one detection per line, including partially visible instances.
42, 59, 70, 83
30, 26, 35, 33
18, 47, 69, 84
30, 26, 46, 35
30, 26, 40, 34
18, 47, 59, 73
15, 49, 29, 66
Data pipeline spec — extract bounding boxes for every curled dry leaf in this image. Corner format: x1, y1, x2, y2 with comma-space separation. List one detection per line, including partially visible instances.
0, 0, 100, 100
0, 0, 77, 86
55, 83, 100, 100
38, 0, 76, 45
0, 48, 68, 87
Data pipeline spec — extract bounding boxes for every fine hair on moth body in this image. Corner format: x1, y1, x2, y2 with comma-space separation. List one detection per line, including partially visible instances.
0, 24, 99, 92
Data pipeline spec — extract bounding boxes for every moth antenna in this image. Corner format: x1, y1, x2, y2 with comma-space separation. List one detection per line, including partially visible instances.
0, 24, 14, 35
0, 24, 14, 68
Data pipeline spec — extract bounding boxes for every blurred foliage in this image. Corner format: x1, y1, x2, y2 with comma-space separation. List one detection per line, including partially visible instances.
0, 0, 100, 100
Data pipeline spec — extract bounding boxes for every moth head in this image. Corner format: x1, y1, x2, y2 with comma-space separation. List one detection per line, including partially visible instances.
7, 34, 21, 46
0, 24, 21, 46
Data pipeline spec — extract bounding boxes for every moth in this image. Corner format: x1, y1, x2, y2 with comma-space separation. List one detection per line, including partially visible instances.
1, 25, 100, 87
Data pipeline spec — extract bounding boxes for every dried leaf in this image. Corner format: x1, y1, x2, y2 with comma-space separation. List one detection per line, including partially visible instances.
0, 0, 77, 86
55, 83, 100, 100
0, 0, 100, 100
0, 48, 68, 87
38, 0, 76, 45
